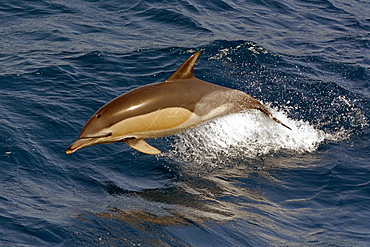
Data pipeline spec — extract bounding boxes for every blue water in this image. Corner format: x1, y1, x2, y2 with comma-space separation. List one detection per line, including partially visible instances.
1, 0, 369, 246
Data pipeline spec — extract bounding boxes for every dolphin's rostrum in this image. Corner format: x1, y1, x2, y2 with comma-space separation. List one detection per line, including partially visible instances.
66, 52, 290, 155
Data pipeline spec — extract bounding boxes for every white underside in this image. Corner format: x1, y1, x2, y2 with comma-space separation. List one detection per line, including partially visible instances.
106, 103, 234, 141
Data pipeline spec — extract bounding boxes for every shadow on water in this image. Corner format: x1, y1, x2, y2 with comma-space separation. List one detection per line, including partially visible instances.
81, 151, 340, 246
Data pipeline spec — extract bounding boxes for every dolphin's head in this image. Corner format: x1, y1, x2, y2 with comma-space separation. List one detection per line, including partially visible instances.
65, 107, 122, 154
65, 79, 170, 155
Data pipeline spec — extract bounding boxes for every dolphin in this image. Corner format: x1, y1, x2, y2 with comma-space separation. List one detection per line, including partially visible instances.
66, 52, 290, 155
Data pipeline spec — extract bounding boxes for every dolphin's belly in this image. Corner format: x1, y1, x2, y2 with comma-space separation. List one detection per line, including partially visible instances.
109, 105, 236, 140
109, 107, 195, 139
110, 90, 245, 140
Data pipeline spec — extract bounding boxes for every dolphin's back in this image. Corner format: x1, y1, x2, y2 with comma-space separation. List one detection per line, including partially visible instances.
98, 79, 232, 123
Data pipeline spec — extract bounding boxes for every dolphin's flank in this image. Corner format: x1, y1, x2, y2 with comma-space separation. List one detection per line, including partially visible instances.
66, 52, 290, 155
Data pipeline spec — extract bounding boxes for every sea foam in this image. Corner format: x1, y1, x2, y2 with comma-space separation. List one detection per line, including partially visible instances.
165, 107, 335, 164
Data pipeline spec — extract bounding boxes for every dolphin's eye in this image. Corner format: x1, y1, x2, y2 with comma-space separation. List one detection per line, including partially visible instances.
96, 114, 101, 118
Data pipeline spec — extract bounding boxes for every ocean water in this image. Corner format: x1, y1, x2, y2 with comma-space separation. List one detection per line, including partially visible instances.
1, 0, 369, 246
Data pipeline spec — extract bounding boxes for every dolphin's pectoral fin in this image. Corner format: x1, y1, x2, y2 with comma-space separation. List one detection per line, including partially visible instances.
123, 138, 161, 155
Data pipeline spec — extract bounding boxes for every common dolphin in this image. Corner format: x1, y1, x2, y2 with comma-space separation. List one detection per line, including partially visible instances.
66, 52, 290, 155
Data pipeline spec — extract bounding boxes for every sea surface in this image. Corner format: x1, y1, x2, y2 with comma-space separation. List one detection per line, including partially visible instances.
1, 0, 369, 246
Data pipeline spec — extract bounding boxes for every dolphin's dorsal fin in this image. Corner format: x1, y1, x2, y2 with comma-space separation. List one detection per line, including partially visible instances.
166, 52, 201, 81
124, 138, 161, 155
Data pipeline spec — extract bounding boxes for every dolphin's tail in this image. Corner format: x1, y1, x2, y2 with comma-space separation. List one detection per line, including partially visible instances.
271, 116, 292, 130
257, 105, 292, 130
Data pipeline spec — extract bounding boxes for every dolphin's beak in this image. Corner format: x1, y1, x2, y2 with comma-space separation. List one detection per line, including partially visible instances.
66, 138, 95, 154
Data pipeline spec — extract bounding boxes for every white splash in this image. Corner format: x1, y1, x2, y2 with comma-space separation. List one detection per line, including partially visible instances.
165, 108, 333, 164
